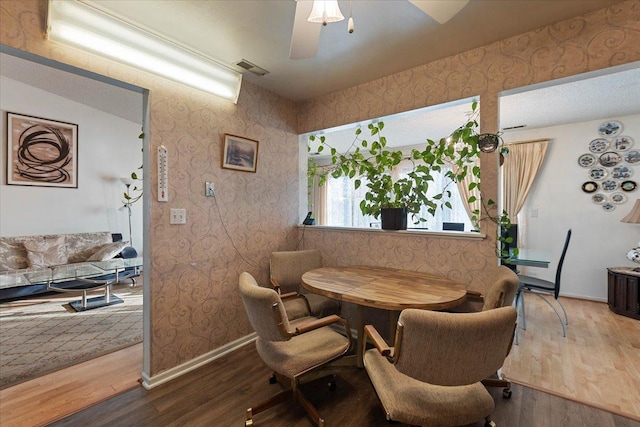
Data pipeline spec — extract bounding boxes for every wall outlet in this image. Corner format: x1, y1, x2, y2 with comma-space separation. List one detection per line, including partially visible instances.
205, 181, 215, 197
170, 208, 187, 224
531, 208, 539, 218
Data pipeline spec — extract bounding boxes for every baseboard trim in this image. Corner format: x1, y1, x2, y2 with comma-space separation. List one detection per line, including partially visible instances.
141, 333, 257, 390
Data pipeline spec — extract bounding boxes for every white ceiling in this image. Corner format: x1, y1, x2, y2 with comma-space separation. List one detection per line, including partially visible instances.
87, 0, 624, 102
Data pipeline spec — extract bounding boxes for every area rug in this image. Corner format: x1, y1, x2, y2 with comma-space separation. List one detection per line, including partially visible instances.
0, 285, 142, 389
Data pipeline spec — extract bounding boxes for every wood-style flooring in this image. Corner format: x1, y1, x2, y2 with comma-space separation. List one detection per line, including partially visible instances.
1, 295, 639, 427
503, 295, 640, 421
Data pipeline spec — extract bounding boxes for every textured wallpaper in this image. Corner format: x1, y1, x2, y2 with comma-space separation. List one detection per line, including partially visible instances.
2, 0, 639, 379
1, 0, 300, 375
296, 0, 640, 292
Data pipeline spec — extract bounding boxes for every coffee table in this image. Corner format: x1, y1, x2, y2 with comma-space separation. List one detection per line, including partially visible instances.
24, 258, 142, 312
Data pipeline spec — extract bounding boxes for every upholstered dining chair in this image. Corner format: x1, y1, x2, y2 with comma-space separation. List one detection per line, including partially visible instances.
363, 307, 517, 427
238, 272, 352, 427
516, 229, 572, 339
270, 249, 340, 319
447, 266, 519, 398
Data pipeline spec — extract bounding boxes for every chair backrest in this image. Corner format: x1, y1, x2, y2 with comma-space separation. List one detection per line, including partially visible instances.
239, 272, 293, 342
270, 249, 322, 294
482, 266, 519, 311
553, 229, 572, 299
443, 222, 464, 231
393, 306, 517, 386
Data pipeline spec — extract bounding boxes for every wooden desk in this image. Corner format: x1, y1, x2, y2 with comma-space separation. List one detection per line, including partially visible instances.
301, 266, 467, 366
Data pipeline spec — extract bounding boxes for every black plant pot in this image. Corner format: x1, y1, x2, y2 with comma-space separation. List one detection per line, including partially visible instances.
381, 207, 408, 230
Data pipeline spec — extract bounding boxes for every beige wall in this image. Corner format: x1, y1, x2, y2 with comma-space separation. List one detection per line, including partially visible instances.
296, 0, 640, 291
1, 0, 300, 376
2, 0, 639, 379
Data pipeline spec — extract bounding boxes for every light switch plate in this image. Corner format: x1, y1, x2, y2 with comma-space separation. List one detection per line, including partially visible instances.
205, 182, 215, 197
170, 208, 186, 224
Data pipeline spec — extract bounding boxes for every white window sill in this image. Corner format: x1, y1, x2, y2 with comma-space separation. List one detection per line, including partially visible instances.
297, 225, 486, 240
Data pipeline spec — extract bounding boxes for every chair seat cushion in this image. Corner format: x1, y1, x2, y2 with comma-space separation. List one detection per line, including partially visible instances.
518, 274, 554, 291
304, 293, 340, 317
256, 321, 350, 379
363, 348, 494, 427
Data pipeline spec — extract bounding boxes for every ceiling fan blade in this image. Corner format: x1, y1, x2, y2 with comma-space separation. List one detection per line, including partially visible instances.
408, 0, 470, 24
290, 0, 322, 59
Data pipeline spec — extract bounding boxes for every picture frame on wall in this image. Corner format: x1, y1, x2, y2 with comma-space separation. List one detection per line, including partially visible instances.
221, 134, 259, 173
6, 112, 78, 188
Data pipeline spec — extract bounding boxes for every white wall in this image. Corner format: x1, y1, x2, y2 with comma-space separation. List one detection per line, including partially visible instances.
502, 114, 640, 301
0, 76, 143, 253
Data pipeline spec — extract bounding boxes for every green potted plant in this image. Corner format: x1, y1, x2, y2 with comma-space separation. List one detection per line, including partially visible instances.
309, 102, 503, 228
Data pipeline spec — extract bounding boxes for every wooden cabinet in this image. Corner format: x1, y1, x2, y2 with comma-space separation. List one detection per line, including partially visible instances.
607, 267, 640, 320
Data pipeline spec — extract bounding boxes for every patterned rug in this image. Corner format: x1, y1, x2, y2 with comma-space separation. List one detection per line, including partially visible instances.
0, 285, 142, 389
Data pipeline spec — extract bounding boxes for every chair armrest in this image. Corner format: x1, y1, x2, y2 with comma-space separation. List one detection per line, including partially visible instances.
295, 314, 341, 334
465, 289, 484, 303
280, 291, 299, 300
364, 324, 391, 357
269, 277, 281, 293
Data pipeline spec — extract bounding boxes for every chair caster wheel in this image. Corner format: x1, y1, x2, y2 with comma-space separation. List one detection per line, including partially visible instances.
502, 388, 512, 399
328, 374, 337, 391
269, 373, 277, 384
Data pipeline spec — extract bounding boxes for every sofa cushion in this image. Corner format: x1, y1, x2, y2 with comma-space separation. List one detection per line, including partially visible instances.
23, 236, 68, 268
0, 239, 29, 271
64, 232, 113, 263
87, 241, 128, 261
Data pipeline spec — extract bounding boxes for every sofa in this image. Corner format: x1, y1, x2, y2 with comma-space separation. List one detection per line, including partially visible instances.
0, 231, 138, 301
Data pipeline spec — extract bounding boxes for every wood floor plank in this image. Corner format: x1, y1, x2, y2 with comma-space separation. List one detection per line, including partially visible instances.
503, 296, 640, 421
46, 343, 640, 427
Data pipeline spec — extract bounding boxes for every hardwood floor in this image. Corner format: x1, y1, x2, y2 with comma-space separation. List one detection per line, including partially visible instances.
46, 343, 639, 427
2, 294, 639, 427
503, 295, 640, 421
0, 343, 142, 427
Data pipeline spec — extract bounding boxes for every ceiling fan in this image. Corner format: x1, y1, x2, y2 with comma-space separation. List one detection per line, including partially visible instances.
289, 0, 470, 59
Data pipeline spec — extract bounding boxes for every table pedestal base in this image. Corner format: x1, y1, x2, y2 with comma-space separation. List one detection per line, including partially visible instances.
69, 294, 123, 312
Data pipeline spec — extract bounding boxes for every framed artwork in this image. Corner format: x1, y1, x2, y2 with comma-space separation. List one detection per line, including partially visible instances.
222, 134, 258, 172
7, 112, 78, 188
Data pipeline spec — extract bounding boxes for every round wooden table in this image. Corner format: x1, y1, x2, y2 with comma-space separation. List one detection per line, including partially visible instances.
301, 266, 467, 366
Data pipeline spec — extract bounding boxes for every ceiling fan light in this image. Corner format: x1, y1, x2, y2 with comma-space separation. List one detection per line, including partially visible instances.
308, 0, 345, 25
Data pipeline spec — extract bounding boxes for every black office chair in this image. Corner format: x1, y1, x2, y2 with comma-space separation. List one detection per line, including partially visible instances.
443, 222, 464, 231
516, 229, 572, 338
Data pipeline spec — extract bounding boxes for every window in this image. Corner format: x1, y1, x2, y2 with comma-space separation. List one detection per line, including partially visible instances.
322, 161, 474, 231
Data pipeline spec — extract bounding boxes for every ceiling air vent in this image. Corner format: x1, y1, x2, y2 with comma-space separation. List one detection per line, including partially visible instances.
234, 59, 269, 76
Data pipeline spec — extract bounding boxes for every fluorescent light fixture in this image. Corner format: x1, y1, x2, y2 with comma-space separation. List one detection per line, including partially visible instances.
47, 0, 242, 103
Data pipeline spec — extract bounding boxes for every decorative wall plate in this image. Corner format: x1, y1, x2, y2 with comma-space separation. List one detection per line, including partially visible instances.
598, 120, 623, 137
588, 166, 608, 180
621, 180, 637, 192
625, 150, 640, 164
610, 192, 627, 204
602, 202, 616, 212
599, 151, 621, 167
613, 135, 634, 151
601, 180, 618, 191
578, 153, 597, 168
581, 181, 598, 193
592, 193, 606, 204
589, 138, 609, 153
612, 165, 633, 179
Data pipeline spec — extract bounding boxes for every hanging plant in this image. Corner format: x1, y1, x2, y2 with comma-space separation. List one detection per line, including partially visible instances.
308, 101, 516, 260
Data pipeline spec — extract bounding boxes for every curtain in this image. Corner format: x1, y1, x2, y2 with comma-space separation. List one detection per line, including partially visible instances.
503, 140, 549, 224
309, 165, 330, 225
454, 159, 481, 227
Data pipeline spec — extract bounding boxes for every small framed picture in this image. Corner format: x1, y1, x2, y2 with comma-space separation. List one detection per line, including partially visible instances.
222, 134, 259, 173
7, 112, 78, 188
